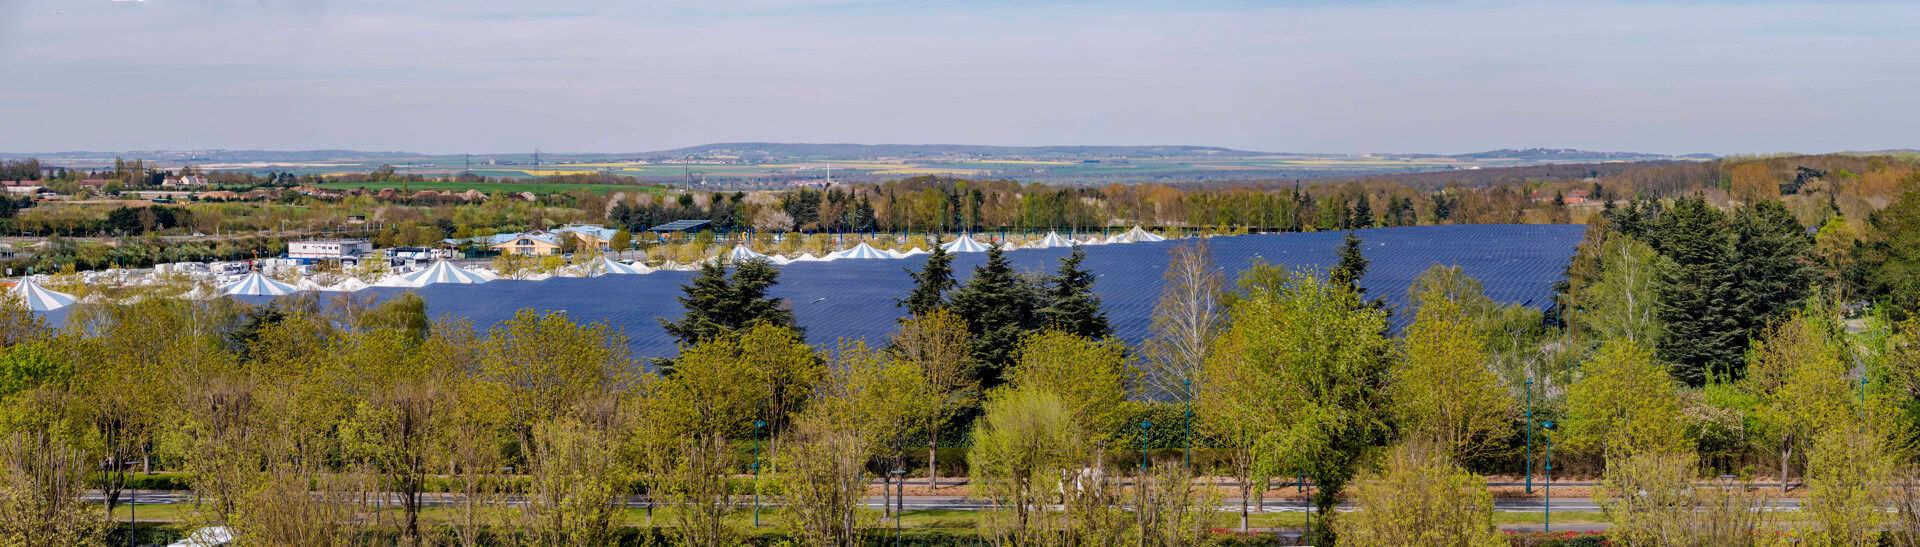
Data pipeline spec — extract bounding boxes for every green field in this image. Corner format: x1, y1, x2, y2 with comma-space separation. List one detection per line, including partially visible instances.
315, 180, 674, 196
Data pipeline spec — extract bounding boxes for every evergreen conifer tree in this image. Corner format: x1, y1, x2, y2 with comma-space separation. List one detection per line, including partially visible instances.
1726, 201, 1814, 356
1330, 231, 1390, 314
661, 258, 798, 346
1351, 193, 1373, 228
1653, 196, 1739, 385
947, 246, 1036, 389
1037, 245, 1110, 339
897, 240, 955, 318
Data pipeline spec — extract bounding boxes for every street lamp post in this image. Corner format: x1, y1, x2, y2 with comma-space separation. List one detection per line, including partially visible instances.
1541, 420, 1555, 532
1139, 421, 1153, 470
1525, 378, 1534, 495
753, 419, 766, 528
891, 469, 905, 547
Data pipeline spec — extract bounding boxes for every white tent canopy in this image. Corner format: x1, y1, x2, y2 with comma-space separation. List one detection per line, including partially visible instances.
724, 245, 768, 263
583, 256, 650, 276
223, 272, 299, 296
1109, 226, 1167, 243
1034, 232, 1073, 248
398, 260, 490, 286
10, 278, 75, 311
830, 242, 892, 259
940, 235, 990, 253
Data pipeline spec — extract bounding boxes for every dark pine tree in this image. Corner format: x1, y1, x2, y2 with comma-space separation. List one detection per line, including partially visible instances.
661, 258, 798, 347
1329, 231, 1389, 314
1351, 193, 1373, 229
947, 246, 1037, 389
1037, 245, 1111, 339
1726, 201, 1814, 358
896, 239, 956, 318
1653, 196, 1739, 386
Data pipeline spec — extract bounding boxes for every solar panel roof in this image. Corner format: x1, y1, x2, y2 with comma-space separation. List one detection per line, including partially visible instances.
42, 224, 1590, 361
647, 220, 712, 232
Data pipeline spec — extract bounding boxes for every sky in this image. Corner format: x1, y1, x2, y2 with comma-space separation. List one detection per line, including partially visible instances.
0, 0, 1914, 155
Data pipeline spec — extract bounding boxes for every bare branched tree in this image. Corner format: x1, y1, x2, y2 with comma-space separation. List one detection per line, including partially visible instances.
1142, 239, 1224, 401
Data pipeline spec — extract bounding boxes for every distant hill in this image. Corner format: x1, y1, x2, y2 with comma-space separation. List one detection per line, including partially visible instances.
642, 142, 1267, 159
1450, 148, 1693, 161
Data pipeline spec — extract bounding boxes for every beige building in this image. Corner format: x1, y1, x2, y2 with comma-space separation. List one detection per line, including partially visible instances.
487, 232, 563, 256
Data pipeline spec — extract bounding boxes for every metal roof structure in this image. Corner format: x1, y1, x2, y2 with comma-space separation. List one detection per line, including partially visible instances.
647, 220, 712, 233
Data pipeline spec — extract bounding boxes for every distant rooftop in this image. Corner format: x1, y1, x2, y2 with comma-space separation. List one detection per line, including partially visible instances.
647, 220, 711, 233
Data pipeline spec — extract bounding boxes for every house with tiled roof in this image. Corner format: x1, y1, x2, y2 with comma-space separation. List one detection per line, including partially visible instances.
487, 231, 563, 256
553, 225, 619, 251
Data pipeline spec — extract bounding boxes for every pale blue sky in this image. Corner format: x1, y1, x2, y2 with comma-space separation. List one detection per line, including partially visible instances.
0, 1, 1912, 155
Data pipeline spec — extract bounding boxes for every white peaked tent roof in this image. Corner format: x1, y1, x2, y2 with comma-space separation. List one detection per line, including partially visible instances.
583, 256, 649, 276
10, 278, 75, 311
999, 241, 1021, 251
830, 242, 892, 259
725, 245, 768, 262
941, 235, 990, 253
326, 278, 372, 292
1035, 232, 1073, 248
399, 260, 490, 286
1078, 236, 1105, 246
788, 253, 829, 262
1110, 226, 1166, 243
223, 272, 299, 296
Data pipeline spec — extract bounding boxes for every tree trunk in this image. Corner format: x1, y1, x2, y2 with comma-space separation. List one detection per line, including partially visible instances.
928, 437, 939, 491
1239, 476, 1250, 532
881, 472, 891, 518
1781, 444, 1792, 493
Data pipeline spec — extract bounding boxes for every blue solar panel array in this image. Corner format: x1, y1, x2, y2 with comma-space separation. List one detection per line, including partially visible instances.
45, 225, 1590, 359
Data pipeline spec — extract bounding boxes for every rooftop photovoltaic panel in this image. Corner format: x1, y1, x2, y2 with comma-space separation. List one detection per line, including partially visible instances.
647, 220, 712, 232
50, 225, 1589, 362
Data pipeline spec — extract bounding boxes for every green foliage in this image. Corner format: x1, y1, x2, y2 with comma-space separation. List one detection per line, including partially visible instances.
1596, 452, 1776, 547
649, 323, 814, 441
1805, 428, 1893, 546
1007, 329, 1135, 446
1654, 196, 1740, 386
1563, 340, 1690, 461
946, 246, 1038, 389
661, 257, 798, 347
1036, 246, 1111, 339
1207, 263, 1394, 545
1745, 300, 1855, 491
1334, 444, 1504, 547
1395, 293, 1514, 461
1575, 236, 1667, 347
1727, 201, 1815, 350
968, 388, 1088, 543
897, 242, 955, 318
1862, 186, 1920, 320
0, 343, 65, 402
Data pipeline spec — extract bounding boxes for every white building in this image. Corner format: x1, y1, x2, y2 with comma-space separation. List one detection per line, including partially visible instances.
288, 239, 373, 261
